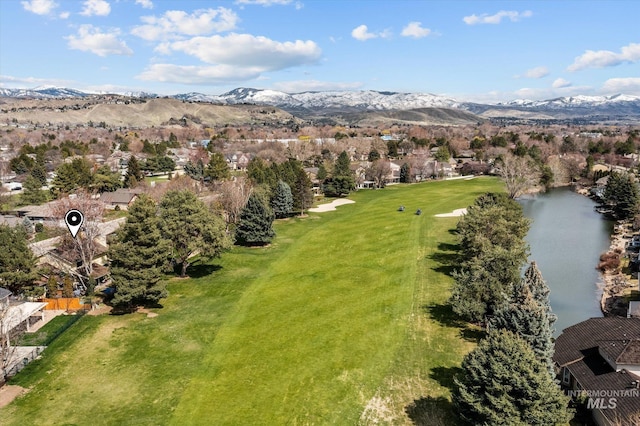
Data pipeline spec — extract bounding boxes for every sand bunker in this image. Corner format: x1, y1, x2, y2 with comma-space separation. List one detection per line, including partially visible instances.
435, 208, 467, 217
308, 199, 355, 213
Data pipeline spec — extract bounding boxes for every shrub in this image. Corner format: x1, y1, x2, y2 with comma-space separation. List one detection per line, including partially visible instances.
598, 251, 621, 272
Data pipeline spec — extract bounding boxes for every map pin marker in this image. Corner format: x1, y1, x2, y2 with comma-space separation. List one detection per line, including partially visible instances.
65, 209, 84, 238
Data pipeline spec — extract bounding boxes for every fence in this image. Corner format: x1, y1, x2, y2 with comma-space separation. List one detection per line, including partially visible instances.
2, 346, 46, 384
43, 298, 90, 311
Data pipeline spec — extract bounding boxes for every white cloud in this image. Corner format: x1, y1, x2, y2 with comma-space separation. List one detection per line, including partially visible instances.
351, 25, 376, 41
140, 34, 321, 84
567, 42, 640, 71
21, 0, 58, 15
135, 0, 153, 9
272, 80, 363, 93
0, 74, 74, 88
401, 22, 432, 39
552, 78, 572, 89
59, 11, 70, 19
516, 66, 549, 79
463, 10, 532, 25
66, 25, 133, 57
601, 77, 640, 94
351, 24, 390, 41
165, 33, 321, 68
131, 8, 238, 41
136, 64, 266, 84
80, 0, 111, 17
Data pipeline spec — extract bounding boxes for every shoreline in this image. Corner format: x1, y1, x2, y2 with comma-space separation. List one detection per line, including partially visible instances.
573, 183, 637, 317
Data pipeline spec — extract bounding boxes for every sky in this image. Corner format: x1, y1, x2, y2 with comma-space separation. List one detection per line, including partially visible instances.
0, 0, 639, 102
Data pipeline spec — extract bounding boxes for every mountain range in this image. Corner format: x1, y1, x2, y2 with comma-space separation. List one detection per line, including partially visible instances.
2, 86, 640, 123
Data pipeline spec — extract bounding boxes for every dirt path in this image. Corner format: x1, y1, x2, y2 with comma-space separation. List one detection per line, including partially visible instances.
0, 385, 28, 408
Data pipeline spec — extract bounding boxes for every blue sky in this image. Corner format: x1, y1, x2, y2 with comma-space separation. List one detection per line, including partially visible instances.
1, 0, 639, 102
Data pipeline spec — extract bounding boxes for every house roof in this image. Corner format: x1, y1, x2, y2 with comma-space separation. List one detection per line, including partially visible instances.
554, 318, 640, 424
99, 189, 138, 205
554, 317, 640, 367
0, 287, 12, 300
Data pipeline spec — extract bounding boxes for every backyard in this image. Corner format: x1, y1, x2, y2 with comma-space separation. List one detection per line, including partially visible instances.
0, 177, 503, 425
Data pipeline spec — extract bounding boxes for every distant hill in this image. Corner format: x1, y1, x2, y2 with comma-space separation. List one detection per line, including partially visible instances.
1, 86, 639, 124
0, 97, 300, 127
334, 107, 483, 126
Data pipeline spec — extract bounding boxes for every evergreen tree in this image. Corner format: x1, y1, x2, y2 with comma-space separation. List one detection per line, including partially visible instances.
334, 151, 352, 177
183, 159, 205, 182
450, 193, 530, 322
108, 195, 171, 310
523, 261, 551, 307
91, 165, 122, 193
30, 163, 47, 186
50, 158, 93, 197
450, 242, 526, 322
204, 152, 231, 182
236, 192, 275, 246
316, 163, 327, 181
62, 276, 74, 298
453, 329, 572, 426
271, 180, 293, 219
400, 162, 411, 183
0, 225, 36, 293
46, 275, 58, 298
159, 190, 231, 277
124, 156, 144, 188
247, 157, 277, 187
22, 175, 47, 204
604, 171, 639, 220
292, 166, 313, 215
368, 149, 381, 162
489, 269, 556, 376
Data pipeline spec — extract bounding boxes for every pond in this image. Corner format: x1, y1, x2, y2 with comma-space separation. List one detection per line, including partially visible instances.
519, 186, 613, 336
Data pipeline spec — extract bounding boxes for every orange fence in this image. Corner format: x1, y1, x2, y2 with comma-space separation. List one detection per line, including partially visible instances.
43, 298, 90, 311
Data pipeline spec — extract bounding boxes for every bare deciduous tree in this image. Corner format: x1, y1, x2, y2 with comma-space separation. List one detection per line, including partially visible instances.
217, 177, 252, 230
51, 191, 104, 281
366, 160, 391, 189
498, 154, 541, 199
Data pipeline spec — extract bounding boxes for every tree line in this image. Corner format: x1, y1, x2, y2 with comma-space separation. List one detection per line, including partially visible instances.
449, 192, 572, 425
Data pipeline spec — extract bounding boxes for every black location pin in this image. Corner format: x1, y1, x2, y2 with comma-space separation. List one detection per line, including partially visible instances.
65, 209, 84, 238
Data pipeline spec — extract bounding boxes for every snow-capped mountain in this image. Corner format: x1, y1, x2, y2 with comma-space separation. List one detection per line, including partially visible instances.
0, 86, 89, 99
190, 87, 462, 111
498, 94, 640, 109
1, 86, 639, 121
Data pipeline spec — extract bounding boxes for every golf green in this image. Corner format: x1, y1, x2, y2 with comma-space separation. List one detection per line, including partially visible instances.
0, 177, 503, 425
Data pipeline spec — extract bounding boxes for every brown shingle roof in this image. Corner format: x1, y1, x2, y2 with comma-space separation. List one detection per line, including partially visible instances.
99, 190, 137, 205
554, 317, 640, 367
554, 318, 640, 424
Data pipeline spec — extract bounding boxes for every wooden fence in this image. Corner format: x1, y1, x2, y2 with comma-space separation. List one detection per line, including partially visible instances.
43, 298, 90, 311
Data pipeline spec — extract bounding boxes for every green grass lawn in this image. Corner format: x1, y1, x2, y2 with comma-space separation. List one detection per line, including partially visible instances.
18, 314, 83, 346
0, 177, 504, 426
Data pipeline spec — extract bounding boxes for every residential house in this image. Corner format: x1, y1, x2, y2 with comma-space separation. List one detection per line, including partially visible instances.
99, 188, 140, 210
387, 162, 402, 184
304, 167, 322, 196
553, 317, 640, 426
0, 287, 47, 336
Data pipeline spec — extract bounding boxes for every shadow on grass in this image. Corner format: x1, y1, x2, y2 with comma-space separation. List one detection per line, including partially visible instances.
424, 303, 485, 343
430, 366, 463, 391
405, 396, 456, 426
184, 263, 222, 279
429, 242, 460, 277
